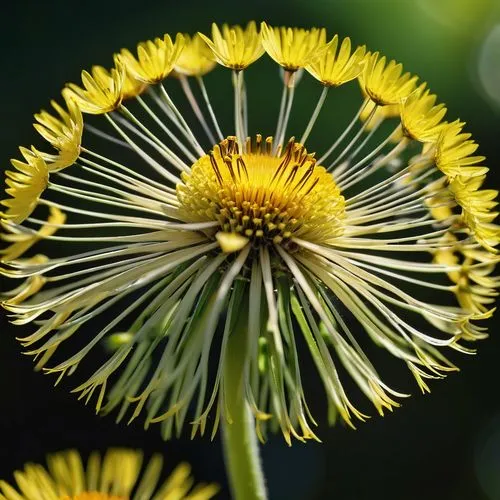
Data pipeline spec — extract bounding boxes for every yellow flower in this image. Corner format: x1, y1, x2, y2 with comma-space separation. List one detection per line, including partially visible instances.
1, 207, 65, 262
400, 84, 447, 141
261, 22, 328, 71
198, 21, 264, 70
434, 234, 499, 315
360, 52, 418, 105
64, 60, 125, 114
306, 35, 367, 86
449, 174, 499, 251
0, 255, 48, 306
426, 196, 454, 222
0, 448, 218, 500
1, 19, 498, 447
433, 233, 461, 281
0, 148, 48, 223
457, 248, 500, 313
33, 95, 83, 172
175, 33, 216, 77
434, 120, 488, 180
121, 70, 148, 100
119, 33, 185, 84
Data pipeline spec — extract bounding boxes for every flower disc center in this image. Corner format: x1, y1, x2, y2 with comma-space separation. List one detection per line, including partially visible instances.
177, 135, 345, 246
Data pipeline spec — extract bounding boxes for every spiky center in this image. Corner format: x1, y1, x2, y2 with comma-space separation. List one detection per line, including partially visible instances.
177, 135, 345, 245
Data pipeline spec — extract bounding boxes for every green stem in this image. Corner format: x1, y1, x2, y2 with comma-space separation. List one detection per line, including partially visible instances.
222, 314, 268, 500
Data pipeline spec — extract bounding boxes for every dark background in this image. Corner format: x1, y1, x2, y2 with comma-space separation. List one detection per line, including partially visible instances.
1, 1, 500, 498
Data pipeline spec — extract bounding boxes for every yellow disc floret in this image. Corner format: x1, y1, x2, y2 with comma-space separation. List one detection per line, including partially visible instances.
177, 136, 345, 248
360, 52, 418, 106
434, 120, 488, 180
64, 60, 125, 114
449, 174, 500, 252
1, 148, 49, 223
33, 94, 83, 172
199, 22, 264, 70
306, 35, 367, 87
119, 33, 185, 84
400, 84, 447, 142
260, 22, 328, 71
433, 233, 500, 315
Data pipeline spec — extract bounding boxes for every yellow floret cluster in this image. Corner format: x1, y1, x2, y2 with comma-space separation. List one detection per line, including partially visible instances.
177, 136, 346, 247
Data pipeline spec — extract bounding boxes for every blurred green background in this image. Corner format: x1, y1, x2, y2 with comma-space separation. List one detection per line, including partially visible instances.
1, 0, 500, 498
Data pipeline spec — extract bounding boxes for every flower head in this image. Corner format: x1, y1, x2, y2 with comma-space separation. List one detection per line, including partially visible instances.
1, 148, 48, 223
434, 234, 499, 315
33, 95, 83, 171
1, 21, 498, 444
449, 175, 499, 252
1, 254, 48, 306
175, 33, 216, 77
260, 22, 328, 71
199, 22, 264, 70
306, 35, 367, 87
119, 33, 185, 84
0, 448, 218, 500
400, 84, 447, 141
360, 52, 418, 105
64, 61, 125, 114
434, 119, 488, 179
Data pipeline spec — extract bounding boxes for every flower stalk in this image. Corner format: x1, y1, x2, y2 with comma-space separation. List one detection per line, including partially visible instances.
222, 299, 268, 500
